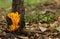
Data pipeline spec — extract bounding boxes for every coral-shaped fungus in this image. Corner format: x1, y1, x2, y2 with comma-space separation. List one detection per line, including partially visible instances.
7, 12, 20, 32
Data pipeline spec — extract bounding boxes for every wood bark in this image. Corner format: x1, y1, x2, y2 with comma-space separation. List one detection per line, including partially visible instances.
6, 0, 25, 34
12, 0, 25, 31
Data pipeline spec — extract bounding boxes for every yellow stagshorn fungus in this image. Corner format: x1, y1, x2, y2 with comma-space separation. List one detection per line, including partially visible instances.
7, 12, 20, 32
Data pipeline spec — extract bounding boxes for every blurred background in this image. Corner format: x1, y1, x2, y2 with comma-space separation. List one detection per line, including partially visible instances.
0, 0, 60, 39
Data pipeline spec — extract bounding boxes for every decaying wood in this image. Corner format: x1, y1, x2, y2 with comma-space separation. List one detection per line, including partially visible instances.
12, 0, 25, 29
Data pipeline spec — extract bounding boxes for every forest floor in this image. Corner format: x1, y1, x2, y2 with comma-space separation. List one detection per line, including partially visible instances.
0, 1, 60, 39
